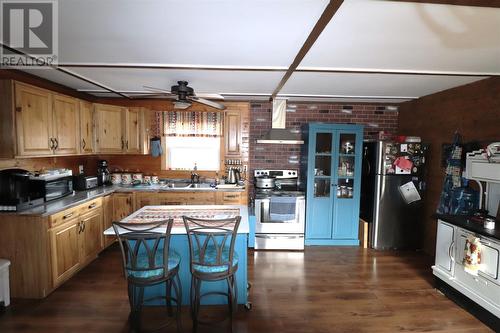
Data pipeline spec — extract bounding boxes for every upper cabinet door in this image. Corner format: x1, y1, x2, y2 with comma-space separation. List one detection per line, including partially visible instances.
95, 104, 125, 153
125, 107, 141, 154
79, 101, 95, 154
53, 94, 80, 155
15, 82, 54, 156
225, 110, 241, 156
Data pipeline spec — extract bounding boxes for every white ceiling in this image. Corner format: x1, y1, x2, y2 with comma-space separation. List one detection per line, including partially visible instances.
17, 0, 500, 102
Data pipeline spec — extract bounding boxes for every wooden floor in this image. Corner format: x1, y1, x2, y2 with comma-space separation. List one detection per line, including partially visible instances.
0, 245, 493, 333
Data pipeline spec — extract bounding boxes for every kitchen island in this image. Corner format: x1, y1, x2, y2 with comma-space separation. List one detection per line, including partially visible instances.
104, 204, 249, 306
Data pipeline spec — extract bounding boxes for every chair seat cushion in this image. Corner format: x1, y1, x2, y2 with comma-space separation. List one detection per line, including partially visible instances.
127, 250, 180, 279
193, 246, 238, 274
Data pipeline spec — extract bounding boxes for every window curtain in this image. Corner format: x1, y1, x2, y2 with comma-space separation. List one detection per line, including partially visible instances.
163, 111, 222, 137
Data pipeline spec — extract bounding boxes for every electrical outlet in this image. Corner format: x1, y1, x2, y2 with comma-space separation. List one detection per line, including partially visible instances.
78, 165, 84, 174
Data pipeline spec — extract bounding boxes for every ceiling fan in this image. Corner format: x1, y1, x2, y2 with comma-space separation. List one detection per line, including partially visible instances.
134, 81, 226, 110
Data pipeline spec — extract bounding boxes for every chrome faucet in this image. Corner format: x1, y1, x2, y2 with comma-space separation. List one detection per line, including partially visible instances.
191, 164, 200, 184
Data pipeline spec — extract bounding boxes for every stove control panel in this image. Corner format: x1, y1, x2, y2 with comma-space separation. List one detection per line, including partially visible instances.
254, 169, 298, 179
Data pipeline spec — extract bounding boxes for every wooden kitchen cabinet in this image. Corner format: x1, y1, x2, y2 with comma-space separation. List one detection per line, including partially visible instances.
95, 103, 126, 153
52, 94, 80, 155
14, 82, 54, 156
49, 216, 81, 287
102, 194, 115, 247
125, 107, 141, 153
95, 104, 150, 154
216, 191, 246, 205
224, 110, 242, 157
156, 192, 216, 205
113, 192, 135, 220
135, 192, 159, 209
49, 198, 104, 287
156, 192, 185, 205
80, 209, 103, 265
136, 191, 244, 207
79, 100, 95, 154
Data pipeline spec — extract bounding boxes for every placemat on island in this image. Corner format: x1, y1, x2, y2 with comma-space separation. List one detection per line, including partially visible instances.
126, 207, 240, 227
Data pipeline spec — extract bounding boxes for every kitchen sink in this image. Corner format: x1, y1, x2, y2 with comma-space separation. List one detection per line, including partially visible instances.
188, 183, 212, 189
167, 182, 191, 188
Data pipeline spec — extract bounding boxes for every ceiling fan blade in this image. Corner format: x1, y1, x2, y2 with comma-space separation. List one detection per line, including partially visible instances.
190, 96, 226, 110
143, 85, 175, 95
193, 93, 225, 100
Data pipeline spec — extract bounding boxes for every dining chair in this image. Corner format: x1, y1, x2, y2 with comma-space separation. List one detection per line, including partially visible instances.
182, 215, 241, 333
112, 219, 182, 332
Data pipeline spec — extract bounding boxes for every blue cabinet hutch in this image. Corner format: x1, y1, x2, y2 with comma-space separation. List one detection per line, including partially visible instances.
302, 123, 363, 246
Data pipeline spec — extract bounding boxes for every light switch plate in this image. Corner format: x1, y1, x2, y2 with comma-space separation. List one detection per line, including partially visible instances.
78, 165, 84, 174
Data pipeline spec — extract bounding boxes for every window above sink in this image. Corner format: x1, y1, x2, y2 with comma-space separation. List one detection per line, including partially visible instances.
163, 136, 220, 171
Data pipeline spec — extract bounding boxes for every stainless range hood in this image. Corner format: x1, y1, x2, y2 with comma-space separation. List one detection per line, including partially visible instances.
256, 99, 304, 144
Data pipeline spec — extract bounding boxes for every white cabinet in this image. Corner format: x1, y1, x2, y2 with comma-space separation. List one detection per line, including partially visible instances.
434, 220, 456, 277
433, 220, 500, 318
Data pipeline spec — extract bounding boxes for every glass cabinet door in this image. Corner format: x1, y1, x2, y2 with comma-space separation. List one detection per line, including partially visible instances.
336, 133, 356, 199
313, 132, 332, 198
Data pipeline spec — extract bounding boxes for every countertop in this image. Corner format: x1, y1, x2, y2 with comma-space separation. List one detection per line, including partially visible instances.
436, 214, 500, 240
5, 184, 246, 217
103, 204, 249, 235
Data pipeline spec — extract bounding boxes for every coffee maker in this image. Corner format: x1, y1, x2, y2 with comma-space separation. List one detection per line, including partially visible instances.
97, 160, 111, 186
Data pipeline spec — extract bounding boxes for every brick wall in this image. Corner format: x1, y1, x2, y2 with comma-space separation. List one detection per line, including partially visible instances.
249, 102, 399, 172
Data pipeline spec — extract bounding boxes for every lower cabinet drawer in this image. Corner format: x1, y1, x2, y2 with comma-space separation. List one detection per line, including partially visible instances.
455, 265, 500, 305
78, 198, 102, 215
49, 207, 80, 228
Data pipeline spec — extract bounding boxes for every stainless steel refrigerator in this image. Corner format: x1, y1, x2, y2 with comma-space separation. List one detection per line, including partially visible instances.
360, 141, 428, 250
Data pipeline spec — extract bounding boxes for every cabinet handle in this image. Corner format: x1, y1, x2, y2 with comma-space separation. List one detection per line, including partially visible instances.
16, 106, 22, 112
121, 137, 125, 150
63, 212, 74, 220
126, 140, 129, 150
54, 138, 59, 150
82, 221, 86, 232
82, 138, 86, 150
88, 203, 96, 209
49, 138, 54, 149
448, 241, 455, 262
77, 221, 82, 233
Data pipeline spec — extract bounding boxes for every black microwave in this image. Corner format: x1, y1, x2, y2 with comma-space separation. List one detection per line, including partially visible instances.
42, 175, 74, 202
29, 169, 74, 202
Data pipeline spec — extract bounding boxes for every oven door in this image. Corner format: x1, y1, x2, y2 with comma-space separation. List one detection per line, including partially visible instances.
255, 197, 305, 234
45, 176, 73, 202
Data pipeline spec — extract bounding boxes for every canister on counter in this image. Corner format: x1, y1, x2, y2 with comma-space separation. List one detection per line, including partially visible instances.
132, 171, 143, 183
111, 172, 122, 185
121, 172, 132, 185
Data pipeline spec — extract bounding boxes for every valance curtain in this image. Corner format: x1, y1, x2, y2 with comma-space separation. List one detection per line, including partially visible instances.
163, 111, 222, 137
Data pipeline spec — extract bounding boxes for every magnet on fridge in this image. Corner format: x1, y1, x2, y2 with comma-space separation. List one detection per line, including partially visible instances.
400, 144, 408, 152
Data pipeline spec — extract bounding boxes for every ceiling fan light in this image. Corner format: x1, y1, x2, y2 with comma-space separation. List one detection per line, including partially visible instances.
174, 100, 191, 109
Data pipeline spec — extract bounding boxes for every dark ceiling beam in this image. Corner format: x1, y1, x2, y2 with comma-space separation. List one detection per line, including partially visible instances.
387, 0, 500, 8
0, 42, 130, 99
270, 0, 345, 100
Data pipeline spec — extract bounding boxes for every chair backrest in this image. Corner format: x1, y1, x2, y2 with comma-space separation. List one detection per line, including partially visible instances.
112, 219, 174, 282
183, 216, 241, 276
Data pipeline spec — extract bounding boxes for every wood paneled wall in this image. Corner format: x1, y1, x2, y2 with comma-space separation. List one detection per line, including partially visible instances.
0, 156, 99, 175
398, 76, 500, 255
